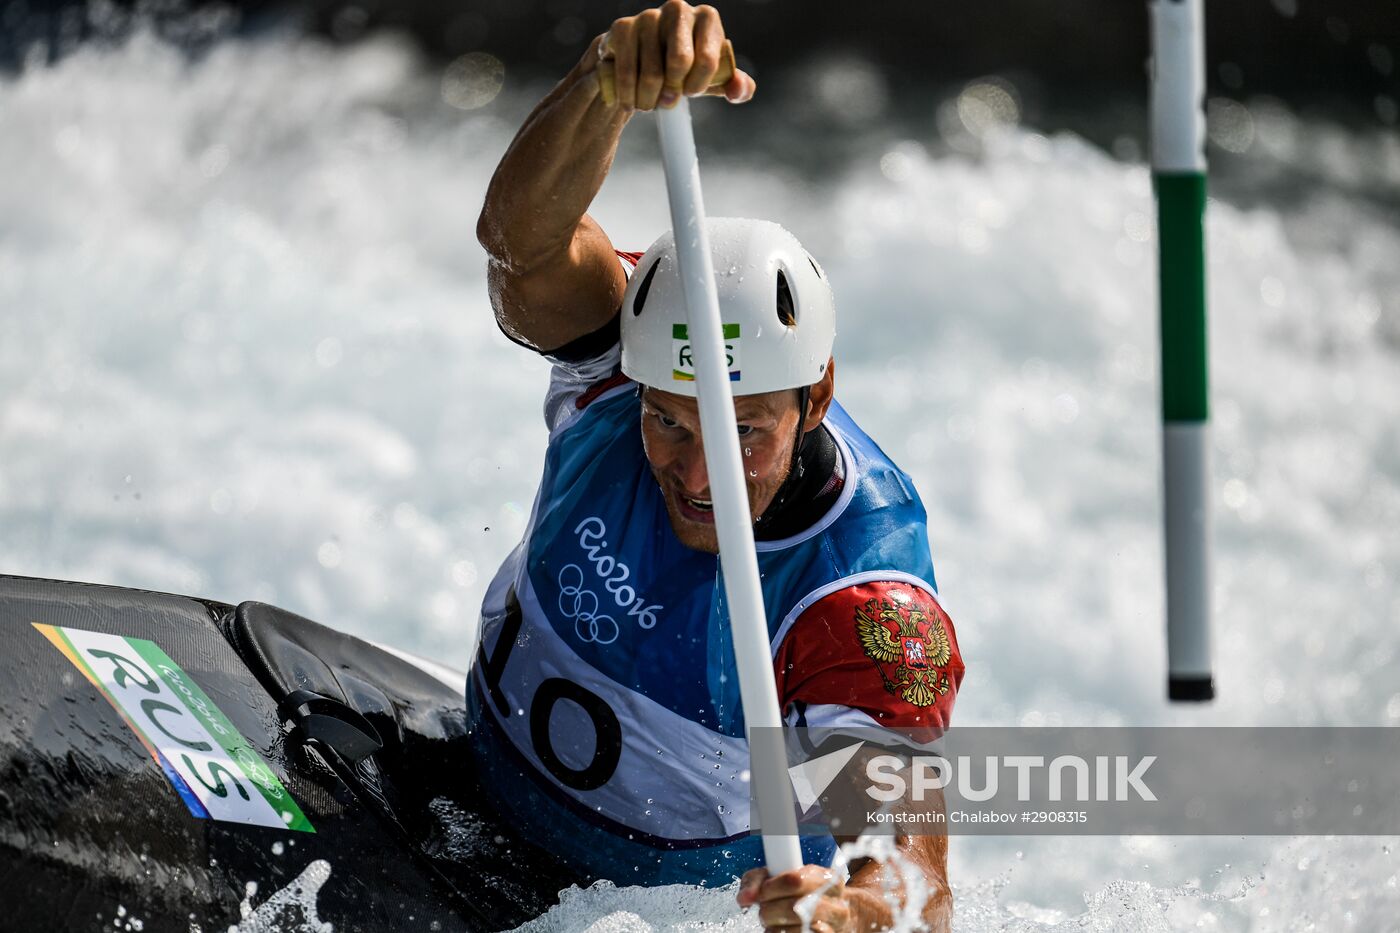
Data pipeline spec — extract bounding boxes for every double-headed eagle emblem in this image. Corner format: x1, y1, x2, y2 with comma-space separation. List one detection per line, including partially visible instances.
855, 594, 952, 708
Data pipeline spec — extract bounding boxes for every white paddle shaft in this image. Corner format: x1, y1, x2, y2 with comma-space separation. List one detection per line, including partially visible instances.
655, 99, 804, 874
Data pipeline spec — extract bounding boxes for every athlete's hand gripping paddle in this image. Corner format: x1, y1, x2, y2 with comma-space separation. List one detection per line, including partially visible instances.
653, 98, 805, 875
596, 39, 737, 107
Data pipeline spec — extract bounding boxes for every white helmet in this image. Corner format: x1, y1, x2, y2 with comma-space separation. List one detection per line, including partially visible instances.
620, 218, 835, 397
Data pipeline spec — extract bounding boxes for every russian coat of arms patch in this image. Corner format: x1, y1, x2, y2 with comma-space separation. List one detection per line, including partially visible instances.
855, 590, 953, 708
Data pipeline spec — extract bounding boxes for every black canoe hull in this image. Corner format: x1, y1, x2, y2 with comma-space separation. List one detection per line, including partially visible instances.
0, 574, 559, 933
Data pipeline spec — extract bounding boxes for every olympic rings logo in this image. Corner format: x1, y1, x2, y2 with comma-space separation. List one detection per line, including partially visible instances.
557, 564, 620, 645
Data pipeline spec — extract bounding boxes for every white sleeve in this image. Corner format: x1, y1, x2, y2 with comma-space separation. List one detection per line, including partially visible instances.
785, 702, 948, 755
542, 341, 623, 433
540, 252, 636, 432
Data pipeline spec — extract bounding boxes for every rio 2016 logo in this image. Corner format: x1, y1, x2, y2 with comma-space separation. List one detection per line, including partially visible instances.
564, 517, 663, 638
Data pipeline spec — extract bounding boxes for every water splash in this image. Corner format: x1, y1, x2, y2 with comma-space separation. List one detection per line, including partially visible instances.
226, 860, 333, 933
509, 880, 753, 933
807, 835, 928, 933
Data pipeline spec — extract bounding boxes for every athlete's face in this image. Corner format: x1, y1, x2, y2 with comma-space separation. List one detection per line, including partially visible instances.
639, 359, 835, 554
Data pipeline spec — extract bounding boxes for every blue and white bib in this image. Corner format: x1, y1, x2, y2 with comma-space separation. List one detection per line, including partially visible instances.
466, 367, 939, 885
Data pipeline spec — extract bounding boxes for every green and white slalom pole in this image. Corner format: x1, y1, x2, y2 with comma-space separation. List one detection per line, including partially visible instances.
655, 99, 805, 874
1150, 0, 1214, 702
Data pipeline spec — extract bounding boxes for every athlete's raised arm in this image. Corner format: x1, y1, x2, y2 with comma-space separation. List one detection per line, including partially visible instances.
476, 1, 755, 353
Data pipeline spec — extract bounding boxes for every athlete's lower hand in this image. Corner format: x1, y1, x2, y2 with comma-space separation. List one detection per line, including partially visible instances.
737, 864, 850, 933
594, 1, 756, 111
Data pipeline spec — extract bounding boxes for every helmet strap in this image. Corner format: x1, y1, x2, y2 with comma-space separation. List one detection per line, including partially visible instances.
791, 384, 812, 482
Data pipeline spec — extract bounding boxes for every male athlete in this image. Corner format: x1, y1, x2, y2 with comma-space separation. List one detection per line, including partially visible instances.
470, 3, 965, 930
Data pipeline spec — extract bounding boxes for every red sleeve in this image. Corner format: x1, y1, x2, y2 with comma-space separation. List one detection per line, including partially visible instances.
773, 581, 965, 740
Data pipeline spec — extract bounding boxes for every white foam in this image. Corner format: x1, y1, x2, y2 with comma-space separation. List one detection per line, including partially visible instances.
228, 859, 333, 933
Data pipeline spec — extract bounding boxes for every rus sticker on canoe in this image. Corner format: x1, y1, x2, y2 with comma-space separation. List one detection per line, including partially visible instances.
33, 623, 314, 832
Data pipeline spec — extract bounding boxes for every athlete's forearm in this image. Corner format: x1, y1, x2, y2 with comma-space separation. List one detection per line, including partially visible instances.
477, 5, 755, 352
477, 38, 627, 275
476, 38, 632, 351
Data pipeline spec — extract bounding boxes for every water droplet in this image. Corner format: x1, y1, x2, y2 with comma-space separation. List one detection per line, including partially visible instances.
748, 470, 758, 477
743, 447, 753, 457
